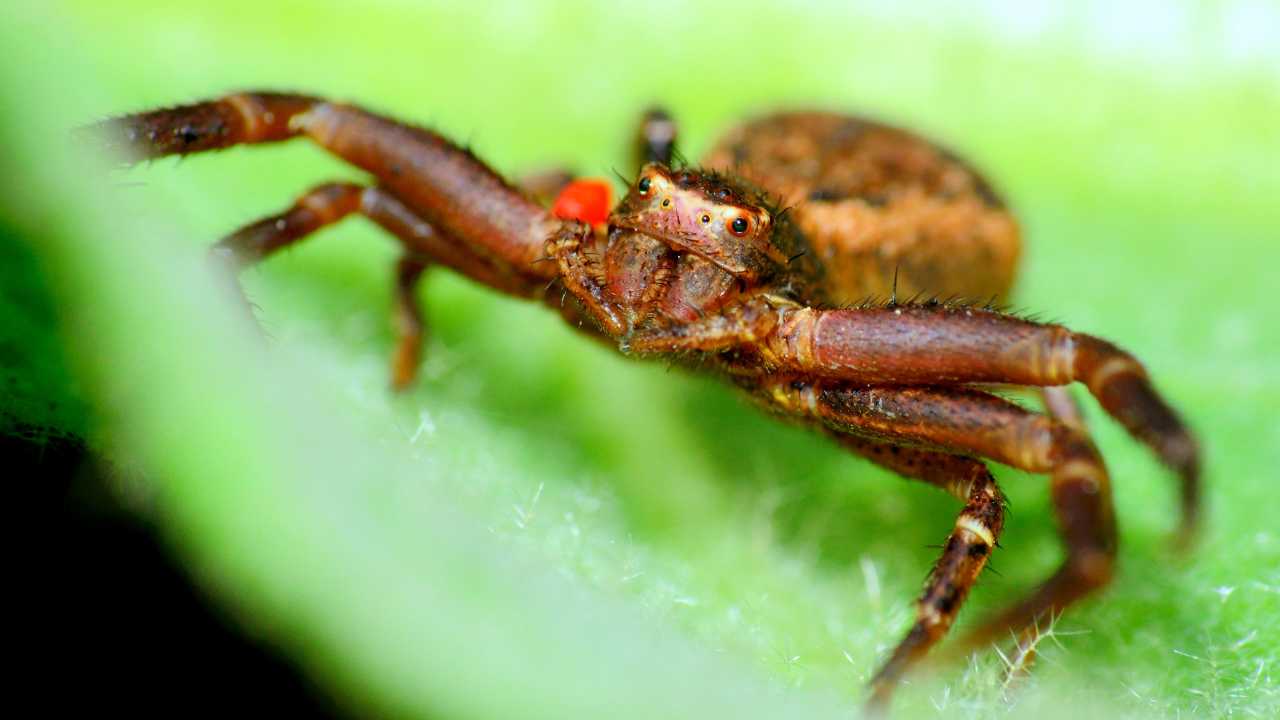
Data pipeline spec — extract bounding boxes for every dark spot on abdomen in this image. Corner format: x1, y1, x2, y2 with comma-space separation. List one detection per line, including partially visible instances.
807, 188, 843, 202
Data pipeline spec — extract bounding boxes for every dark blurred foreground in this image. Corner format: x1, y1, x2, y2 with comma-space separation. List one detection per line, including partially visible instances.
15, 429, 349, 717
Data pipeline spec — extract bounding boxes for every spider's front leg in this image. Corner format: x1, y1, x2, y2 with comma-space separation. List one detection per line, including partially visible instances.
95, 92, 562, 279
636, 301, 1198, 534
764, 303, 1199, 539
94, 92, 576, 385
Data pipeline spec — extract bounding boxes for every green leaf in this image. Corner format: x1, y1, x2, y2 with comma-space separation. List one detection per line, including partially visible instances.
4, 2, 1277, 717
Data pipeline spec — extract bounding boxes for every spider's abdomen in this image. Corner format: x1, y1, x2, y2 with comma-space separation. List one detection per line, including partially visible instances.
702, 112, 1021, 305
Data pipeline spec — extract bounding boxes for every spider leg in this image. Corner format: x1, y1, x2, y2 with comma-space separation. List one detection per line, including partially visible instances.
215, 182, 531, 388
390, 256, 429, 390
518, 168, 578, 207
93, 92, 561, 278
1041, 386, 1087, 432
637, 106, 677, 167
970, 385, 1089, 432
833, 437, 1004, 714
762, 380, 1117, 660
754, 304, 1198, 541
546, 223, 628, 336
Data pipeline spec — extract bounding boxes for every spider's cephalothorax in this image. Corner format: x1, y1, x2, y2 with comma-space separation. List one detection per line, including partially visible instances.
559, 160, 824, 338
92, 94, 1200, 714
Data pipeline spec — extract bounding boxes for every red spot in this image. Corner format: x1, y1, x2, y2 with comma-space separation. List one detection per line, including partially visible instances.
552, 179, 612, 226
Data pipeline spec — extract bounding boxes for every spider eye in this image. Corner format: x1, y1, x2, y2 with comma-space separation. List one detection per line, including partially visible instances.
637, 177, 651, 194
730, 216, 750, 236
700, 214, 711, 224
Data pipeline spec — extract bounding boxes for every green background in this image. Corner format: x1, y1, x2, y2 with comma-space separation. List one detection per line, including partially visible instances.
3, 1, 1277, 717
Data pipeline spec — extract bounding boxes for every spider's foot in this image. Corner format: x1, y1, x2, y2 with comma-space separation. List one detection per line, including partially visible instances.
390, 333, 425, 391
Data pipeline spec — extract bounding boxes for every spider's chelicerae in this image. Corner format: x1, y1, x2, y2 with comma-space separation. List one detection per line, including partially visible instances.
95, 93, 1200, 712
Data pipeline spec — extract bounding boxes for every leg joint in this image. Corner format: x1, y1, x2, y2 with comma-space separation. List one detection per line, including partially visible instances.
1068, 550, 1115, 591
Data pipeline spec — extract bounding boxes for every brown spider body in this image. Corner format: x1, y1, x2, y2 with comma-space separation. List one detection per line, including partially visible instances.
704, 111, 1021, 306
93, 93, 1200, 714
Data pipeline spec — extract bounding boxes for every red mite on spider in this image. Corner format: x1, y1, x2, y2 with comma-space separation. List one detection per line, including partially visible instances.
92, 93, 1200, 713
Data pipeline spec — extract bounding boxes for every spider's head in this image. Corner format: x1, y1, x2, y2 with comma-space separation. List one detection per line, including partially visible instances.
612, 163, 792, 282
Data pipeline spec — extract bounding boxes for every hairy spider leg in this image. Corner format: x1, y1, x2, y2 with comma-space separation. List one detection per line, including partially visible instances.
772, 304, 1197, 541
214, 182, 533, 388
95, 92, 561, 281
638, 106, 678, 166
93, 92, 605, 386
833, 437, 1005, 714
765, 380, 1116, 653
630, 300, 1197, 539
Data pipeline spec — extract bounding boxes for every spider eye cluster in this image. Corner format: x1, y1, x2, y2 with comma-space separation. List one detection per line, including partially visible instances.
632, 167, 758, 241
